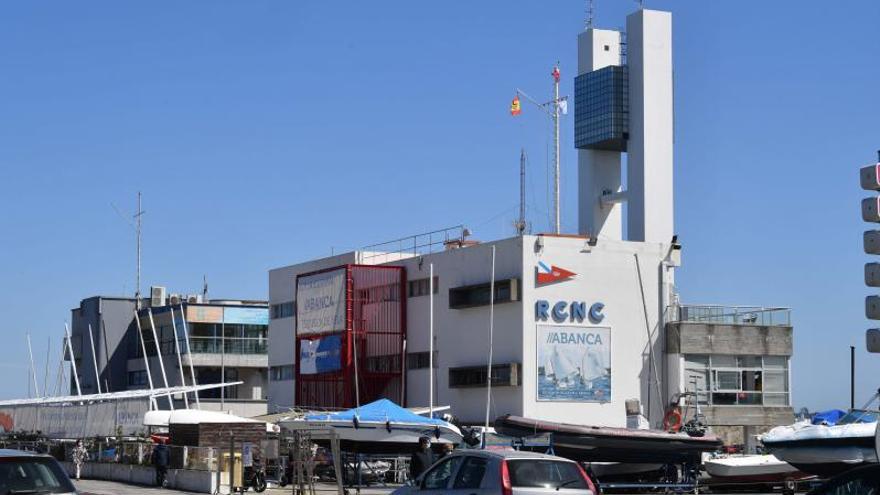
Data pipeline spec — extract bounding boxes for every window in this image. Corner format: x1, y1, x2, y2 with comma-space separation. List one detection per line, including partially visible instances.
422, 457, 462, 490
406, 351, 437, 369
408, 277, 438, 297
0, 457, 77, 494
507, 459, 587, 489
449, 278, 519, 309
684, 354, 790, 406
271, 365, 295, 381
453, 457, 488, 489
449, 363, 520, 388
271, 302, 294, 320
128, 370, 148, 386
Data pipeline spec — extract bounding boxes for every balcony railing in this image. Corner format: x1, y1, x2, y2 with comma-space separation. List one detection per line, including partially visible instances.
136, 337, 268, 357
668, 305, 791, 327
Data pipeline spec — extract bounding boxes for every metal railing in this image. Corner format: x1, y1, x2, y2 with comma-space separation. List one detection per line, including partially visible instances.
188, 337, 268, 355
360, 225, 469, 264
668, 305, 791, 326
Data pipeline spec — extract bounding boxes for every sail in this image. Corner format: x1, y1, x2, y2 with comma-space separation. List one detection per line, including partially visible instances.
550, 346, 578, 380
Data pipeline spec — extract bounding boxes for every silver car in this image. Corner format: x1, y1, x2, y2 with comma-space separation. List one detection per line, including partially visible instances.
0, 449, 78, 495
393, 449, 596, 495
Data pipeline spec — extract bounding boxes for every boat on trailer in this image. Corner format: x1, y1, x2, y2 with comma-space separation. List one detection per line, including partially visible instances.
760, 409, 879, 477
703, 454, 810, 483
493, 415, 723, 464
280, 399, 462, 454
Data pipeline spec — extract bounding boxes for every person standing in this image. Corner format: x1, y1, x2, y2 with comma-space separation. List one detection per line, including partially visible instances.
439, 443, 454, 459
409, 437, 435, 481
71, 440, 88, 480
151, 440, 170, 488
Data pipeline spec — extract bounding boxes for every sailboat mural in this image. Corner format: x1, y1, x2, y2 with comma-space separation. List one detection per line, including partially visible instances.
537, 325, 610, 402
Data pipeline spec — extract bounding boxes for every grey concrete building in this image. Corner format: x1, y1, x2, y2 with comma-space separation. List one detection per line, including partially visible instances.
69, 291, 270, 417
666, 305, 795, 449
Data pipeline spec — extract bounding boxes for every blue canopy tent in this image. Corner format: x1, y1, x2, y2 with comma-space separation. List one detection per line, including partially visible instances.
305, 399, 447, 427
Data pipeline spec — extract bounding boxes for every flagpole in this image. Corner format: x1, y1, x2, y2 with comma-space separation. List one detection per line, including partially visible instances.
428, 263, 434, 418
553, 63, 561, 234
484, 246, 496, 430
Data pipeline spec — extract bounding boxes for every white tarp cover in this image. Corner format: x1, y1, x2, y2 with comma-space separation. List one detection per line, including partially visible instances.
296, 268, 346, 336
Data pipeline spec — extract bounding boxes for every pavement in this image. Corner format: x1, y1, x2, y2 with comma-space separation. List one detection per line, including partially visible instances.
73, 479, 400, 495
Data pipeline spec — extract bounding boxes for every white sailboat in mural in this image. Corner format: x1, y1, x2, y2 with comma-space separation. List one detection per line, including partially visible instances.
549, 346, 579, 387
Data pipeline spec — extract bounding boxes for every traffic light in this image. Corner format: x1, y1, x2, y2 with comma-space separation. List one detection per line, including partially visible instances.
863, 152, 880, 352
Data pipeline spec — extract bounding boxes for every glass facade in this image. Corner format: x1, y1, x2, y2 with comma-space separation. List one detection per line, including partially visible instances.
134, 321, 268, 357
574, 65, 628, 151
684, 354, 790, 406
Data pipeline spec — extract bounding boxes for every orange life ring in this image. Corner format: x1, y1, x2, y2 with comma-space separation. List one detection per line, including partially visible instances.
663, 408, 682, 432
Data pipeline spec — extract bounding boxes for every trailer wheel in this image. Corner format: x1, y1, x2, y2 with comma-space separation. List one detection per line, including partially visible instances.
782, 477, 796, 495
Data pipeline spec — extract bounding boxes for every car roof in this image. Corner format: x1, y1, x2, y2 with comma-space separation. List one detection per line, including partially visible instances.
0, 449, 43, 458
456, 449, 577, 462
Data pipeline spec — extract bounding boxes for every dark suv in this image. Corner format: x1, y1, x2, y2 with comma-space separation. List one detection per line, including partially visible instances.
0, 449, 77, 495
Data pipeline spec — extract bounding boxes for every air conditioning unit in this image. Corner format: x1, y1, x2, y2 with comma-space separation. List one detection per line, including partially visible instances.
169, 293, 181, 305
150, 286, 167, 308
187, 295, 201, 304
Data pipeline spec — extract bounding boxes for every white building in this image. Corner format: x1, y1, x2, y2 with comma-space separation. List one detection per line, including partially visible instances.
267, 7, 794, 446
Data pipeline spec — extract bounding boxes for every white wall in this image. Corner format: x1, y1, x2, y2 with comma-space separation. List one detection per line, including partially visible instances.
626, 9, 674, 243
395, 238, 525, 424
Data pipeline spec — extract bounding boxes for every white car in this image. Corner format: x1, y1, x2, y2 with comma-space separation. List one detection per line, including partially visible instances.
0, 449, 78, 495
393, 449, 596, 495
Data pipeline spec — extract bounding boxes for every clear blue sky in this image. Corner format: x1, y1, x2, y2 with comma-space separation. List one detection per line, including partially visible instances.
0, 1, 878, 410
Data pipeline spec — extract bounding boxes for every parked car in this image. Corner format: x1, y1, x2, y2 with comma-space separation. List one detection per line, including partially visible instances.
0, 449, 78, 494
806, 464, 880, 494
392, 449, 597, 495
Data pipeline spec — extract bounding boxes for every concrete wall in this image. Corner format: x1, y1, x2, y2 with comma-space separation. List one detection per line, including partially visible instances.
61, 462, 217, 493
666, 322, 794, 356
70, 297, 137, 395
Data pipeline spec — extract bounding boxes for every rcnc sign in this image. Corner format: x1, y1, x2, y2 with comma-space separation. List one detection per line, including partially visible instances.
536, 300, 605, 324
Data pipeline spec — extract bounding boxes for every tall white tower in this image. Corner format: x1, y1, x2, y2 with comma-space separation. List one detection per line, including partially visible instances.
575, 9, 674, 244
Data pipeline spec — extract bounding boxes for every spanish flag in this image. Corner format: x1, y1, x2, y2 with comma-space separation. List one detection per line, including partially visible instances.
510, 95, 522, 116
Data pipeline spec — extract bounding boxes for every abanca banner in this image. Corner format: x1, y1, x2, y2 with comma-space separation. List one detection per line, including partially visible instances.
299, 334, 343, 375
537, 324, 611, 402
296, 268, 346, 336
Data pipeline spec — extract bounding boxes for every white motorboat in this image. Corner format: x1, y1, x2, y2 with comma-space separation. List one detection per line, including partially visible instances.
704, 454, 809, 483
761, 409, 879, 477
280, 399, 462, 454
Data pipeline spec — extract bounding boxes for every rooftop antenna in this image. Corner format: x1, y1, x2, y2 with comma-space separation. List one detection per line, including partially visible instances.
514, 149, 529, 236
202, 275, 209, 301
112, 192, 145, 309
586, 0, 594, 29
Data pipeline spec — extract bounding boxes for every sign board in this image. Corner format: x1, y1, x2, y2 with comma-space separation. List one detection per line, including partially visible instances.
296, 268, 346, 336
187, 306, 224, 324
224, 307, 269, 326
242, 443, 253, 468
299, 335, 343, 375
537, 324, 611, 402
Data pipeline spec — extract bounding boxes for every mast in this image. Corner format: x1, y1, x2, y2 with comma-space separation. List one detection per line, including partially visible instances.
178, 304, 200, 407
147, 308, 173, 409
170, 306, 190, 408
134, 309, 157, 409
26, 333, 39, 397
516, 149, 527, 236
553, 64, 561, 234
428, 263, 434, 416
64, 323, 82, 396
484, 246, 496, 429
87, 324, 102, 394
135, 192, 144, 310
42, 336, 51, 397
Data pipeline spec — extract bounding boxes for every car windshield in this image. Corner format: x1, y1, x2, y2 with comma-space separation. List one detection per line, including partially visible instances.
0, 458, 75, 495
507, 459, 587, 489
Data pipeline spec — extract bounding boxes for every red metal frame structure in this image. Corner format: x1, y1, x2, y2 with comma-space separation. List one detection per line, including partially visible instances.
295, 264, 406, 409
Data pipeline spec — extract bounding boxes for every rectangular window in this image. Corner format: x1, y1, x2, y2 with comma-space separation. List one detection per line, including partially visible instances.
407, 277, 439, 298
270, 365, 295, 381
449, 363, 520, 388
128, 370, 148, 387
406, 351, 438, 369
271, 302, 295, 320
449, 278, 519, 309
684, 354, 790, 406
